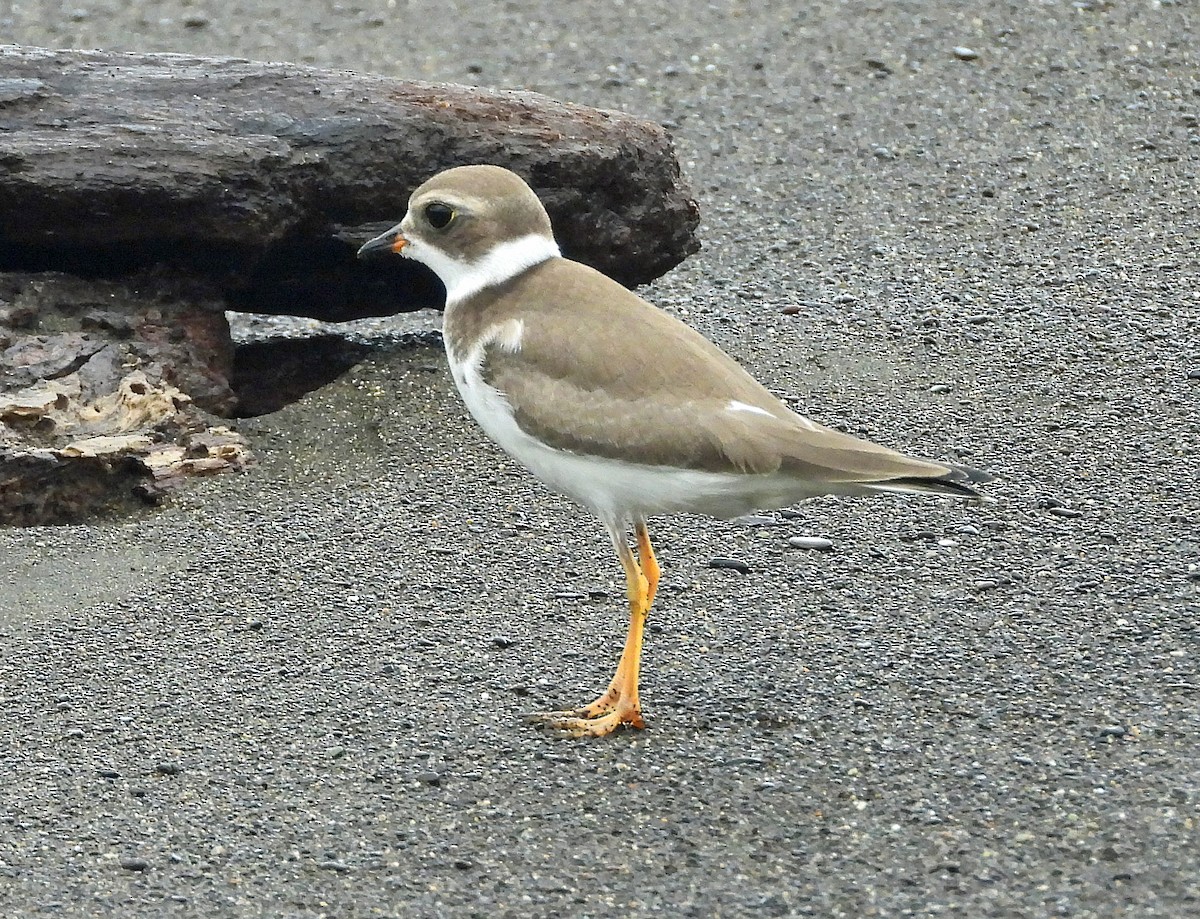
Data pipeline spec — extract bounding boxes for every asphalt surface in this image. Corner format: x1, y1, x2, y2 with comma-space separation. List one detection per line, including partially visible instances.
2, 2, 1198, 917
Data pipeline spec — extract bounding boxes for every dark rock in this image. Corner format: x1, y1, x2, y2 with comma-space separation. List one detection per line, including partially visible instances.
1047, 506, 1083, 519
708, 557, 751, 573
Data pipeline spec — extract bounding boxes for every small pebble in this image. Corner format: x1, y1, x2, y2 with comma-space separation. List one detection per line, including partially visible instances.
929, 383, 953, 394
708, 557, 751, 573
1047, 506, 1083, 518
1097, 725, 1127, 738
119, 857, 149, 872
732, 514, 778, 527
787, 536, 834, 551
491, 636, 516, 648
417, 771, 443, 787
1187, 369, 1200, 380
154, 762, 183, 776
98, 769, 121, 779
972, 611, 999, 630
953, 46, 979, 61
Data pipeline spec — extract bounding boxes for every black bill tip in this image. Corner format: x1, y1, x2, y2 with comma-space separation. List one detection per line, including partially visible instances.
357, 225, 406, 260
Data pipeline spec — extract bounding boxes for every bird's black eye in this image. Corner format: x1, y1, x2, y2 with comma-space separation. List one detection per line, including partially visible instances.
424, 202, 455, 229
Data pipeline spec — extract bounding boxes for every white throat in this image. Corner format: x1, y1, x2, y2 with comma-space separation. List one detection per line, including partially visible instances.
407, 233, 560, 306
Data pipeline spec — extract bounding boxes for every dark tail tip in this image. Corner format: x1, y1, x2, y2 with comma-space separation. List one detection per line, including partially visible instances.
888, 462, 994, 498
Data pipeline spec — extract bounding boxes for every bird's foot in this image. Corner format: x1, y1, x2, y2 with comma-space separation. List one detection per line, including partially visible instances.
527, 695, 645, 738
574, 685, 622, 718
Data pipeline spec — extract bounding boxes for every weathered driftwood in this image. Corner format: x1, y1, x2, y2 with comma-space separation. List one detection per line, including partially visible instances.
0, 273, 251, 526
0, 44, 700, 525
0, 44, 700, 319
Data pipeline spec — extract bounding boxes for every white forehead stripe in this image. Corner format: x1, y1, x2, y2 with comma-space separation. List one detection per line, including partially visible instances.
405, 233, 560, 305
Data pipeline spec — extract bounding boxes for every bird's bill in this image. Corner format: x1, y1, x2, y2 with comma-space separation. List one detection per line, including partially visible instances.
357, 225, 409, 259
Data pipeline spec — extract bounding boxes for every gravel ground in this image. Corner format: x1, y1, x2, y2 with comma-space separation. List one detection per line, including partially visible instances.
2, 2, 1198, 917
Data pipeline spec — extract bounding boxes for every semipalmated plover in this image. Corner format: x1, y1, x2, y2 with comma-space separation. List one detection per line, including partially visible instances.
359, 165, 989, 737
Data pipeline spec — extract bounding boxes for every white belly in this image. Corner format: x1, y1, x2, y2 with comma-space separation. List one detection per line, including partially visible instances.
445, 332, 810, 526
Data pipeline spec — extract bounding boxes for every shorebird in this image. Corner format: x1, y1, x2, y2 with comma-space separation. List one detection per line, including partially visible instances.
359, 165, 989, 736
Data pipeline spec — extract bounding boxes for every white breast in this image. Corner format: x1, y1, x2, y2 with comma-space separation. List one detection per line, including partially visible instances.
443, 320, 816, 526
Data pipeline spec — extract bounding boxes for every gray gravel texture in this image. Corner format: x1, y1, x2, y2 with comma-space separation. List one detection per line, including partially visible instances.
2, 2, 1198, 917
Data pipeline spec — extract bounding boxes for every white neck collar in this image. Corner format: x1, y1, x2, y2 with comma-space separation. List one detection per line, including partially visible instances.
407, 233, 561, 306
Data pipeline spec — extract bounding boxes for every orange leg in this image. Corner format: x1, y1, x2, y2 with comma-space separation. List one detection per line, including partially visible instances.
531, 522, 657, 737
568, 517, 660, 719
635, 517, 660, 607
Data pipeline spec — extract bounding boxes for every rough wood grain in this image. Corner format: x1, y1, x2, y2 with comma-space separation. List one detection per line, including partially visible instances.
0, 272, 250, 526
0, 45, 701, 524
0, 44, 700, 320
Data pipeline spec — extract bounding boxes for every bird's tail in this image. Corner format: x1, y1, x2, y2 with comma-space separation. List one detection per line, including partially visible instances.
863, 462, 993, 499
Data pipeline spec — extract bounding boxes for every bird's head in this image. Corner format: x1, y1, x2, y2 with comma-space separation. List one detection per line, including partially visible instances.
357, 165, 560, 303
